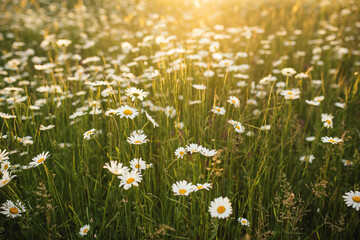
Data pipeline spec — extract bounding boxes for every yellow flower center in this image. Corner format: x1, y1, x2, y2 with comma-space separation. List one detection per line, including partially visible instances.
87, 131, 92, 135
287, 92, 293, 95
217, 206, 226, 214
134, 141, 141, 144
345, 160, 350, 165
4, 164, 8, 170
2, 180, 8, 185
236, 126, 241, 129
242, 220, 247, 224
123, 109, 133, 115
179, 151, 184, 155
132, 93, 139, 96
328, 139, 335, 143
10, 207, 19, 214
126, 178, 135, 184
232, 100, 236, 103
135, 164, 141, 169
179, 189, 187, 194
216, 108, 221, 112
83, 229, 88, 233
352, 196, 360, 203
326, 120, 332, 125
37, 158, 45, 164
197, 186, 203, 189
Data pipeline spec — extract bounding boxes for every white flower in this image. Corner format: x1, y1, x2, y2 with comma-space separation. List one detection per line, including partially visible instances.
119, 170, 142, 190
125, 87, 149, 101
321, 113, 334, 129
209, 196, 233, 219
281, 67, 296, 77
306, 136, 316, 142
130, 158, 147, 171
145, 111, 159, 128
40, 125, 55, 131
299, 155, 315, 163
172, 180, 196, 196
79, 224, 90, 237
0, 149, 9, 161
321, 136, 343, 144
343, 190, 360, 211
103, 161, 129, 175
127, 130, 149, 145
195, 183, 212, 191
238, 217, 250, 227
0, 171, 16, 188
84, 129, 96, 140
116, 105, 139, 119
175, 147, 186, 159
29, 151, 50, 167
227, 96, 240, 107
192, 84, 207, 90
186, 143, 202, 154
200, 148, 217, 157
280, 88, 301, 100
212, 106, 226, 115
0, 200, 26, 218
335, 102, 346, 109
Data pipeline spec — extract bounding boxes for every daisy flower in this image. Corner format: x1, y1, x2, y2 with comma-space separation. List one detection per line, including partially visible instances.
145, 111, 159, 128
186, 143, 202, 154
125, 87, 149, 101
1, 160, 11, 172
227, 96, 240, 107
119, 170, 142, 190
130, 158, 146, 171
335, 102, 346, 109
281, 67, 296, 77
195, 183, 212, 191
103, 161, 129, 175
343, 190, 360, 211
84, 129, 96, 140
29, 151, 50, 167
79, 224, 90, 237
299, 155, 315, 163
172, 180, 196, 196
0, 171, 16, 188
280, 88, 301, 100
234, 122, 245, 133
209, 196, 233, 219
212, 106, 226, 115
238, 217, 250, 227
0, 112, 16, 119
39, 125, 55, 131
175, 122, 184, 129
200, 148, 217, 157
175, 147, 186, 159
0, 149, 9, 161
117, 105, 139, 119
192, 84, 207, 90
0, 200, 26, 218
164, 106, 176, 118
305, 100, 320, 106
321, 136, 343, 144
306, 136, 316, 142
342, 159, 353, 166
321, 113, 334, 129
127, 130, 149, 145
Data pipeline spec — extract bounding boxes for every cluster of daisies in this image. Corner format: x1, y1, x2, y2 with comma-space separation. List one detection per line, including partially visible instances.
175, 144, 217, 159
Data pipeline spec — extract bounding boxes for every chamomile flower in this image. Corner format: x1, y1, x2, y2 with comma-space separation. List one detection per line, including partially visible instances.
280, 88, 301, 100
321, 113, 334, 129
238, 217, 250, 227
0, 200, 26, 218
127, 130, 149, 145
299, 155, 315, 163
79, 224, 90, 237
195, 183, 212, 191
281, 67, 296, 77
103, 161, 129, 175
305, 100, 320, 106
130, 158, 146, 171
175, 147, 186, 159
343, 190, 360, 211
0, 149, 9, 161
117, 105, 139, 119
1, 160, 11, 172
227, 96, 240, 107
172, 180, 196, 196
145, 111, 159, 127
200, 148, 217, 157
175, 122, 184, 129
234, 122, 245, 133
84, 128, 96, 140
125, 87, 149, 101
342, 159, 353, 166
119, 170, 142, 190
212, 106, 226, 115
29, 151, 50, 167
209, 196, 233, 219
321, 136, 343, 144
0, 171, 16, 187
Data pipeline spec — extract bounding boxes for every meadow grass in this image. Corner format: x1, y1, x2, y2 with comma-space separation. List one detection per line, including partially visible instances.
0, 0, 359, 239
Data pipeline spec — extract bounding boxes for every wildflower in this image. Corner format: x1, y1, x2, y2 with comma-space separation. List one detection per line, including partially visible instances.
175, 147, 186, 159
172, 180, 196, 196
117, 105, 139, 119
238, 217, 250, 227
227, 96, 240, 107
0, 200, 26, 218
234, 122, 245, 133
342, 159, 353, 166
0, 171, 16, 187
280, 89, 301, 100
119, 170, 142, 190
144, 111, 159, 127
0, 149, 9, 161
209, 196, 233, 219
29, 151, 50, 167
127, 130, 149, 145
321, 113, 334, 129
130, 158, 146, 171
125, 87, 149, 101
39, 125, 55, 131
260, 125, 271, 130
306, 136, 316, 142
186, 143, 201, 154
192, 84, 207, 90
321, 136, 343, 144
299, 155, 315, 163
212, 106, 226, 115
200, 148, 217, 157
335, 102, 346, 109
281, 67, 296, 77
103, 161, 129, 175
343, 191, 360, 211
79, 224, 90, 237
164, 106, 176, 118
305, 100, 320, 106
203, 70, 215, 77
0, 112, 16, 119
84, 129, 96, 140
195, 183, 212, 191
1, 160, 11, 172
175, 122, 184, 129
